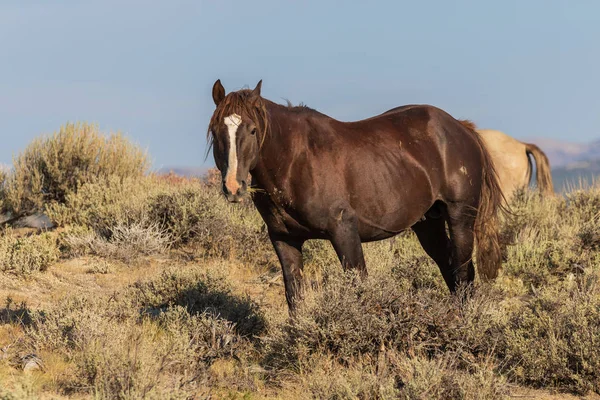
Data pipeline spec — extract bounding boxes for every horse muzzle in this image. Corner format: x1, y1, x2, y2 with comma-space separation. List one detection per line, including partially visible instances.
222, 180, 247, 203
225, 192, 244, 203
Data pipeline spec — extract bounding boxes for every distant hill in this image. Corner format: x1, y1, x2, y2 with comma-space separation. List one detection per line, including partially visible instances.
156, 166, 210, 177
532, 138, 600, 168
528, 137, 600, 192
550, 160, 600, 193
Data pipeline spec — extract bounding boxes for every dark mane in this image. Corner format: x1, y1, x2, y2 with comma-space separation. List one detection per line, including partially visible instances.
207, 89, 270, 151
206, 90, 328, 160
284, 99, 316, 112
458, 119, 478, 131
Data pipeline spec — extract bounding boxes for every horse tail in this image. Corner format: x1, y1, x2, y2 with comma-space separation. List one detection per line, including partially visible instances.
458, 119, 508, 281
525, 143, 554, 196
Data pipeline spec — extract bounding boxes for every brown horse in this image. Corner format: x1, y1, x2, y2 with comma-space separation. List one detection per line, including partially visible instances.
208, 80, 506, 312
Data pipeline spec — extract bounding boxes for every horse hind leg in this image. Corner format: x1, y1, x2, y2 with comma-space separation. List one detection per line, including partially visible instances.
411, 206, 455, 290
445, 202, 477, 292
413, 201, 477, 293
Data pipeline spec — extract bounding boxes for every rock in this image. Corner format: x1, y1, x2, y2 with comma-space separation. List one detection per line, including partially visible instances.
21, 354, 44, 372
13, 213, 55, 229
0, 212, 14, 225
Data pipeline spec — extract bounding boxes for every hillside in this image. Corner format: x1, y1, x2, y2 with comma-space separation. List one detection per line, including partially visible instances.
531, 138, 600, 191
156, 166, 210, 177
534, 138, 600, 168
552, 159, 600, 192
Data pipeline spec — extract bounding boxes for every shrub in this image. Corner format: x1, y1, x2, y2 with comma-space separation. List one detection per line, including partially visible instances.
61, 222, 169, 262
566, 187, 600, 222
46, 175, 155, 233
20, 268, 261, 398
296, 355, 400, 399
0, 167, 7, 213
391, 353, 506, 400
0, 230, 59, 274
262, 262, 510, 399
3, 122, 149, 216
130, 266, 266, 337
262, 217, 600, 396
147, 182, 222, 246
49, 174, 273, 262
499, 275, 600, 394
146, 181, 270, 262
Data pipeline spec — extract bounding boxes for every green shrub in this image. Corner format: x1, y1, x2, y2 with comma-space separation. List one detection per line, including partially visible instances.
3, 122, 149, 216
0, 230, 59, 274
262, 210, 600, 396
147, 183, 224, 246
46, 175, 149, 232
391, 354, 506, 400
49, 174, 273, 262
297, 355, 400, 399
146, 182, 271, 261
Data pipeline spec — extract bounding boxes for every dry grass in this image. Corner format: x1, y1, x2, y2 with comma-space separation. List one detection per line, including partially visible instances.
61, 223, 169, 262
47, 173, 272, 266
2, 183, 600, 399
3, 128, 600, 398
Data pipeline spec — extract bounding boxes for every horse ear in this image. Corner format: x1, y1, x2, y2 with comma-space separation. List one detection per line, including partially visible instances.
212, 79, 226, 106
250, 79, 262, 100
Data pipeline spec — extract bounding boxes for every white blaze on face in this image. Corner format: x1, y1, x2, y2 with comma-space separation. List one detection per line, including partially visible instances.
224, 113, 242, 193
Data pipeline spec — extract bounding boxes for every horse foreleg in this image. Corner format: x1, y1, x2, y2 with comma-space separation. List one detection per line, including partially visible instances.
270, 235, 305, 314
329, 208, 368, 278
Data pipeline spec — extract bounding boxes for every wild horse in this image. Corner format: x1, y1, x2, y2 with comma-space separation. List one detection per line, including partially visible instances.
464, 121, 554, 202
207, 79, 506, 312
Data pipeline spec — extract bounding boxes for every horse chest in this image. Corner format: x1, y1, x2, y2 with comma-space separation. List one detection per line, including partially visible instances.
253, 193, 319, 238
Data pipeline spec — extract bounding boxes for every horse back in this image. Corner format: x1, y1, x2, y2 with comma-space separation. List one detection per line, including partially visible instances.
352, 105, 490, 202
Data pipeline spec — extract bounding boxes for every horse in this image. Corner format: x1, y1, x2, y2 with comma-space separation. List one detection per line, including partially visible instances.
207, 79, 507, 312
458, 121, 554, 202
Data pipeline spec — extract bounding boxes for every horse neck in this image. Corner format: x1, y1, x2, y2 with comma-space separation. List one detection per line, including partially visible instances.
251, 101, 315, 190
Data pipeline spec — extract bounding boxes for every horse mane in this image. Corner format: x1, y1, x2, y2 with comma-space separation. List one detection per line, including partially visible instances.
284, 99, 316, 113
458, 119, 478, 131
207, 89, 270, 151
207, 90, 323, 159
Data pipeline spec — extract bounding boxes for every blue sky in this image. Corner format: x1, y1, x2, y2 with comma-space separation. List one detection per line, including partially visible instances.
1, 0, 599, 170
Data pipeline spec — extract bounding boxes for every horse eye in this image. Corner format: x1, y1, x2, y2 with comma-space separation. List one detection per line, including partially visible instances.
250, 128, 256, 135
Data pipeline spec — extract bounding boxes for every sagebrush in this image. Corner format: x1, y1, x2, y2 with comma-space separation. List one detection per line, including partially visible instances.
2, 122, 149, 216
2, 139, 600, 399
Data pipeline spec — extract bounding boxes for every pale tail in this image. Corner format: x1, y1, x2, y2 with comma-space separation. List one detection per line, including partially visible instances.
525, 143, 554, 196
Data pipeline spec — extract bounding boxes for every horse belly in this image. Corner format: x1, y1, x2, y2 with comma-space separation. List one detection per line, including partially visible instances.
349, 164, 435, 241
